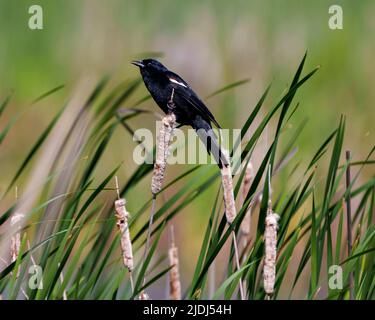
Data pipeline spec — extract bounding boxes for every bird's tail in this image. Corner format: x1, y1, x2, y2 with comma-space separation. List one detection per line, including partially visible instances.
192, 116, 229, 169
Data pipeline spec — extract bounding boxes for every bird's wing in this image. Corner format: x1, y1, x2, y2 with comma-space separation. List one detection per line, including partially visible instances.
166, 71, 221, 128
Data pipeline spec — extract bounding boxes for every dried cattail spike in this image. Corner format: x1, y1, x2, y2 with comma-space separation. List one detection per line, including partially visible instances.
168, 225, 181, 300
151, 113, 176, 195
10, 213, 24, 263
220, 151, 245, 299
115, 199, 129, 219
263, 206, 279, 296
220, 150, 236, 224
114, 198, 134, 272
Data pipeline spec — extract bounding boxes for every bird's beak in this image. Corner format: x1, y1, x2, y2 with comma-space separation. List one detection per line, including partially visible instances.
131, 60, 144, 68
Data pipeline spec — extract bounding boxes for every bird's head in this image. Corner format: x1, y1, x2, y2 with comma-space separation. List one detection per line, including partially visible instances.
131, 59, 168, 75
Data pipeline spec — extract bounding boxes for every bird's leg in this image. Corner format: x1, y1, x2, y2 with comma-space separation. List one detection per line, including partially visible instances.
167, 88, 176, 113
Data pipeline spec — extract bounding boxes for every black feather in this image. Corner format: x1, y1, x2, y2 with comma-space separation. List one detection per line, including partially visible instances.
133, 58, 227, 168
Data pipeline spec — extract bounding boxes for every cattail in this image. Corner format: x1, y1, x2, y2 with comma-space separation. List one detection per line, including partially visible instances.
139, 291, 150, 300
220, 150, 236, 224
114, 198, 134, 272
151, 113, 176, 195
220, 150, 245, 300
168, 225, 181, 300
240, 162, 254, 241
10, 213, 24, 263
141, 91, 177, 294
263, 204, 279, 297
151, 90, 177, 196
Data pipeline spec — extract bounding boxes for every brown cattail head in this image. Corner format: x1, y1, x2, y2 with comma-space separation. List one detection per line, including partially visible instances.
151, 113, 176, 195
168, 226, 181, 300
263, 205, 279, 296
220, 151, 236, 224
114, 198, 134, 272
221, 156, 246, 299
10, 213, 24, 263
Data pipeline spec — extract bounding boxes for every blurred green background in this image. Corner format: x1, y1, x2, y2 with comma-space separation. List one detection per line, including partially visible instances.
0, 0, 374, 298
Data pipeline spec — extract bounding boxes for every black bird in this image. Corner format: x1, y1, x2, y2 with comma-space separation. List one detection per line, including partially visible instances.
131, 59, 228, 168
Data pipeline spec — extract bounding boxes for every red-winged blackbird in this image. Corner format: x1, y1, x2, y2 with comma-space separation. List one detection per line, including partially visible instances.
132, 59, 228, 168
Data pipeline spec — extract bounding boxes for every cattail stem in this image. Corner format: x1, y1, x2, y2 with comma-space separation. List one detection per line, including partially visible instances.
142, 195, 156, 289
168, 225, 181, 300
345, 150, 354, 299
231, 231, 245, 299
129, 275, 135, 294
220, 150, 245, 300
